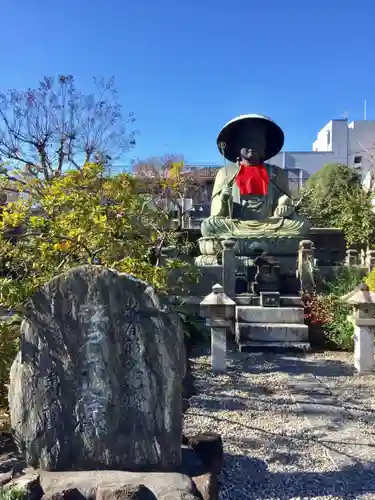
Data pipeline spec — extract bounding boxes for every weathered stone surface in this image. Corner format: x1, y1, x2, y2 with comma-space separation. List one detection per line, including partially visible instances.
96, 485, 156, 500
193, 473, 219, 500
42, 488, 86, 500
236, 306, 304, 323
187, 434, 223, 474
178, 447, 205, 477
39, 470, 197, 499
158, 493, 199, 500
236, 322, 309, 343
8, 266, 185, 471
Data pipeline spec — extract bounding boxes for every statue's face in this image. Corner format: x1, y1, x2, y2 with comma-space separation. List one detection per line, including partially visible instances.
239, 127, 267, 164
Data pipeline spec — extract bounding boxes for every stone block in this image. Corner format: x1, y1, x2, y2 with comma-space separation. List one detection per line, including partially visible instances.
260, 292, 280, 307
236, 306, 305, 324
42, 489, 86, 500
187, 433, 223, 474
9, 266, 185, 472
40, 471, 198, 500
236, 322, 308, 343
96, 485, 156, 500
192, 473, 218, 500
239, 341, 311, 351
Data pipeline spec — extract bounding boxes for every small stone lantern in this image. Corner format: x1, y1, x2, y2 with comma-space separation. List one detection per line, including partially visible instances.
341, 283, 375, 374
200, 284, 236, 373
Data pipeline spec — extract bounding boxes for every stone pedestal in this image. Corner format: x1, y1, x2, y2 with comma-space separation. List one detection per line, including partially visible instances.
208, 319, 229, 373
341, 283, 375, 375
200, 284, 235, 374
354, 325, 375, 374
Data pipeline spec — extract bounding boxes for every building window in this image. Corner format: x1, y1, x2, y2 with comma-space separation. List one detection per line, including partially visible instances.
326, 130, 331, 146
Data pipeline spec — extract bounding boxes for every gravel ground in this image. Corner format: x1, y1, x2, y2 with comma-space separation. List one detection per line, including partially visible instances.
184, 348, 375, 499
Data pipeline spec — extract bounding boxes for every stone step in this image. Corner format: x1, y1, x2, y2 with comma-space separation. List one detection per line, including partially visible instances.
239, 341, 311, 352
236, 306, 304, 324
235, 295, 301, 307
236, 322, 309, 343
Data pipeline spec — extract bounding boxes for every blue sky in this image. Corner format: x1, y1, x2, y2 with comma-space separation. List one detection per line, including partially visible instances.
1, 0, 374, 166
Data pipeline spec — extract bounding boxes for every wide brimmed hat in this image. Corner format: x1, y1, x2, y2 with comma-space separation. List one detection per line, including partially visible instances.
216, 114, 284, 162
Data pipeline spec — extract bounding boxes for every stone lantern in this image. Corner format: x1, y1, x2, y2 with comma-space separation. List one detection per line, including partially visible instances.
200, 284, 236, 373
341, 283, 375, 374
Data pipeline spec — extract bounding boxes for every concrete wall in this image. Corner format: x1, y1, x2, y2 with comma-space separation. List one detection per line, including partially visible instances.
270, 150, 345, 176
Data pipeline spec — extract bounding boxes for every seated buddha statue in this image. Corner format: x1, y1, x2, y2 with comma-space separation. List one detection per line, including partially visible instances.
200, 114, 311, 241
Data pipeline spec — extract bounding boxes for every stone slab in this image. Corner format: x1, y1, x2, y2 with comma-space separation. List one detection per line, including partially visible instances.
8, 266, 185, 471
236, 306, 304, 324
236, 322, 309, 342
39, 470, 197, 499
235, 295, 301, 307
239, 341, 311, 352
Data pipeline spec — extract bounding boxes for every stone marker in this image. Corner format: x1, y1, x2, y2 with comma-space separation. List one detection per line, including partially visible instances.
200, 284, 235, 373
341, 283, 375, 374
345, 248, 359, 267
221, 238, 236, 297
8, 265, 185, 471
365, 248, 375, 272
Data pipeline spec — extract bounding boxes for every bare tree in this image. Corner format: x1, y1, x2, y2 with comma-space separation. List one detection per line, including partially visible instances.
132, 154, 202, 229
132, 155, 202, 265
0, 75, 136, 187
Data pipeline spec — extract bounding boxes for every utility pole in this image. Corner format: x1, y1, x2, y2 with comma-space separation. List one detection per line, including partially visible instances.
364, 100, 367, 120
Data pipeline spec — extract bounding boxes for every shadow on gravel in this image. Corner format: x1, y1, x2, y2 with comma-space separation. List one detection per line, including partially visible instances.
221, 453, 375, 499
190, 344, 355, 378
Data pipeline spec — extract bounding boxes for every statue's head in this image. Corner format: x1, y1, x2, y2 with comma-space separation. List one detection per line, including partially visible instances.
217, 114, 284, 164
239, 123, 267, 163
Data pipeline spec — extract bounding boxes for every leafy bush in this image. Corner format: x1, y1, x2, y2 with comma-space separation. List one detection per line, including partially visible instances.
364, 266, 375, 292
324, 266, 366, 295
304, 266, 364, 350
0, 163, 199, 411
299, 163, 375, 247
0, 317, 20, 408
0, 487, 26, 500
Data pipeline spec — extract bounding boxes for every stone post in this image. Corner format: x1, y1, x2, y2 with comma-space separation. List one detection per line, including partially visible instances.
360, 249, 366, 267
345, 249, 359, 267
297, 240, 315, 293
341, 283, 375, 374
365, 249, 375, 271
222, 238, 236, 298
200, 284, 236, 373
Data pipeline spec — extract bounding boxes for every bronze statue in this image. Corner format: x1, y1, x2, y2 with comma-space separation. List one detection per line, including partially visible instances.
201, 114, 310, 239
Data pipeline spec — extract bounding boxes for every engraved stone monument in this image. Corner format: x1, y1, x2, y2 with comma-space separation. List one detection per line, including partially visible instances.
8, 265, 185, 471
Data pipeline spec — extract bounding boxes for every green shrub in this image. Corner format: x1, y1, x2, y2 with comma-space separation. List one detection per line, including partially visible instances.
0, 317, 20, 409
324, 296, 354, 350
325, 266, 365, 295
304, 266, 364, 350
364, 266, 375, 292
0, 487, 26, 500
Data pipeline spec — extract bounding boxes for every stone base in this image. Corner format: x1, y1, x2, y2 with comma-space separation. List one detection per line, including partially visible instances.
236, 322, 309, 343
198, 236, 304, 257
235, 294, 301, 307
239, 341, 311, 352
236, 306, 304, 323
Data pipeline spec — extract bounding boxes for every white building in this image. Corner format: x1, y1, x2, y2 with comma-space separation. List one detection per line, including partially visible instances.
270, 118, 375, 182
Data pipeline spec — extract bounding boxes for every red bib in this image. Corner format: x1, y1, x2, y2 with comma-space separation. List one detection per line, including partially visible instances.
235, 163, 269, 196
